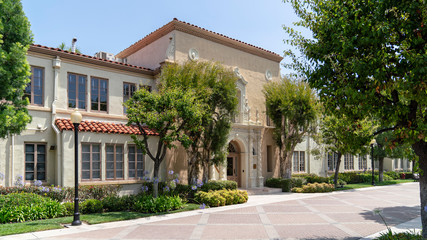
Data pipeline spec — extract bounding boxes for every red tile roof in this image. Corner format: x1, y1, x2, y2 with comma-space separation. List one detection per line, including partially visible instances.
55, 119, 158, 136
29, 44, 155, 73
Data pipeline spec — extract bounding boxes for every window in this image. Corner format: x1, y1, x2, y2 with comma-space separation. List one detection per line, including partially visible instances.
91, 77, 108, 112
128, 145, 144, 179
68, 73, 87, 109
344, 154, 354, 170
358, 155, 367, 170
140, 84, 152, 92
25, 66, 44, 105
25, 143, 46, 181
123, 83, 136, 114
106, 144, 124, 180
266, 145, 273, 172
292, 151, 305, 172
82, 144, 101, 180
327, 152, 339, 171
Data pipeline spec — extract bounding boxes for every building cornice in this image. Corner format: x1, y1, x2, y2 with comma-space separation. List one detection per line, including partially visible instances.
29, 45, 155, 76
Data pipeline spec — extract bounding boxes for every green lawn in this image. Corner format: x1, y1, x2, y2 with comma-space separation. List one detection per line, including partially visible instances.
0, 203, 200, 236
335, 179, 415, 191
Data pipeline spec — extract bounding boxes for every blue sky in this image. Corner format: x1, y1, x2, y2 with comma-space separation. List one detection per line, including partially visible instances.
21, 0, 309, 75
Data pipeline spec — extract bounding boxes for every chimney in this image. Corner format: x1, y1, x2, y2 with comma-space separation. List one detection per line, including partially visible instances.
71, 38, 77, 53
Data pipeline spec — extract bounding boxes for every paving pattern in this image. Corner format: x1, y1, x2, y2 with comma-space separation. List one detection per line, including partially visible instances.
4, 183, 421, 240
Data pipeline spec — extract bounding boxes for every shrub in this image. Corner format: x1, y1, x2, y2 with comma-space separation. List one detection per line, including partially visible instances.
132, 195, 183, 213
0, 185, 67, 202
265, 177, 306, 192
80, 199, 103, 214
291, 183, 335, 193
0, 193, 65, 223
200, 180, 237, 192
384, 171, 400, 180
64, 185, 121, 202
102, 196, 128, 212
194, 189, 248, 207
62, 202, 74, 216
265, 178, 283, 188
281, 179, 292, 192
291, 177, 307, 188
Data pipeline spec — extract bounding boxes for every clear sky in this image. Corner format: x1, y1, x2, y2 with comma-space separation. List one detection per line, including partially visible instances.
21, 0, 309, 76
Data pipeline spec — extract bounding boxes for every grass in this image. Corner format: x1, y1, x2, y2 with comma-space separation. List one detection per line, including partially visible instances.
335, 179, 415, 191
0, 203, 200, 236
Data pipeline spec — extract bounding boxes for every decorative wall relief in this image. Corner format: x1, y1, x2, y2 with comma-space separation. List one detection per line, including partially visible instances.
166, 33, 175, 61
188, 48, 199, 60
265, 69, 272, 81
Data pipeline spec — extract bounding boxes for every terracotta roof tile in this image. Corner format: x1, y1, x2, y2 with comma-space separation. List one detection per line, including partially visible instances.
30, 44, 154, 72
55, 119, 158, 136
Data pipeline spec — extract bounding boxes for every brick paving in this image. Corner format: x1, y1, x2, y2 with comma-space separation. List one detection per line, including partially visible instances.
2, 182, 421, 240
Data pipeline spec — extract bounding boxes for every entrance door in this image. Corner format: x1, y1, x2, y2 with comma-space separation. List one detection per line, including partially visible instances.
227, 156, 238, 183
227, 142, 241, 187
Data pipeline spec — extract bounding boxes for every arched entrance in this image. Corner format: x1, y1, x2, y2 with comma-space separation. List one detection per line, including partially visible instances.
227, 141, 241, 187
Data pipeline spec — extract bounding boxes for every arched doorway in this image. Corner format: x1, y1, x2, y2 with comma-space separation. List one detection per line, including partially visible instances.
227, 142, 241, 187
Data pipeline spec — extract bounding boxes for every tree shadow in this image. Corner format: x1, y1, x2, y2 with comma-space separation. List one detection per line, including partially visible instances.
359, 205, 420, 226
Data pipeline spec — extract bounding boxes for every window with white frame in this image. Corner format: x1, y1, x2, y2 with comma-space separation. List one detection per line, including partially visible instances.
344, 153, 354, 170
292, 151, 305, 172
327, 152, 339, 171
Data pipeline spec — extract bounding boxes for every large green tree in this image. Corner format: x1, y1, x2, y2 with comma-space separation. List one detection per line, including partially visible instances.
313, 114, 375, 187
159, 61, 238, 184
0, 0, 33, 138
263, 78, 319, 179
284, 0, 426, 235
125, 87, 205, 197
373, 131, 413, 182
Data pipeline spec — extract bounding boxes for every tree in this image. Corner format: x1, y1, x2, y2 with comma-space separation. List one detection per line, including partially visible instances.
373, 131, 412, 182
263, 78, 319, 179
0, 0, 33, 138
58, 42, 81, 53
313, 114, 375, 187
124, 87, 205, 197
284, 0, 427, 236
159, 61, 238, 184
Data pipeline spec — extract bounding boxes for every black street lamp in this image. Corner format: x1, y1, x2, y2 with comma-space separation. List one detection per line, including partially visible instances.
370, 139, 377, 186
71, 109, 82, 226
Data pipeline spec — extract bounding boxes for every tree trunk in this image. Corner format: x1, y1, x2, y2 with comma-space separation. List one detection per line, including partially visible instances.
187, 153, 199, 185
283, 150, 293, 179
202, 160, 209, 183
412, 140, 427, 239
378, 157, 384, 182
333, 152, 342, 188
153, 160, 160, 198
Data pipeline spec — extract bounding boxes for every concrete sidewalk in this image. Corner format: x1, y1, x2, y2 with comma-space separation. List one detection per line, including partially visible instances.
1, 182, 421, 240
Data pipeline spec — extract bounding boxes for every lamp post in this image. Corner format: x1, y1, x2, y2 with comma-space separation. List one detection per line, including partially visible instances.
370, 139, 377, 186
70, 109, 82, 226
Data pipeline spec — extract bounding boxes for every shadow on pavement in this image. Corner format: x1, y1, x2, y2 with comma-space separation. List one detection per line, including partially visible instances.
359, 206, 420, 226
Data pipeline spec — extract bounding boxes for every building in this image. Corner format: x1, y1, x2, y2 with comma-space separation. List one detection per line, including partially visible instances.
0, 19, 411, 191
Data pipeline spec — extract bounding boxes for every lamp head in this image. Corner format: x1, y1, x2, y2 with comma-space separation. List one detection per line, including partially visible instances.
70, 109, 82, 124
369, 138, 377, 146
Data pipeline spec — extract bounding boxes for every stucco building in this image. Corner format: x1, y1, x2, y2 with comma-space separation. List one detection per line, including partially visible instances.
0, 19, 411, 191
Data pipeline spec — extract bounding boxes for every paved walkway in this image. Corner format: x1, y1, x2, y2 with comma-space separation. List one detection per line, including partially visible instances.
2, 182, 421, 240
